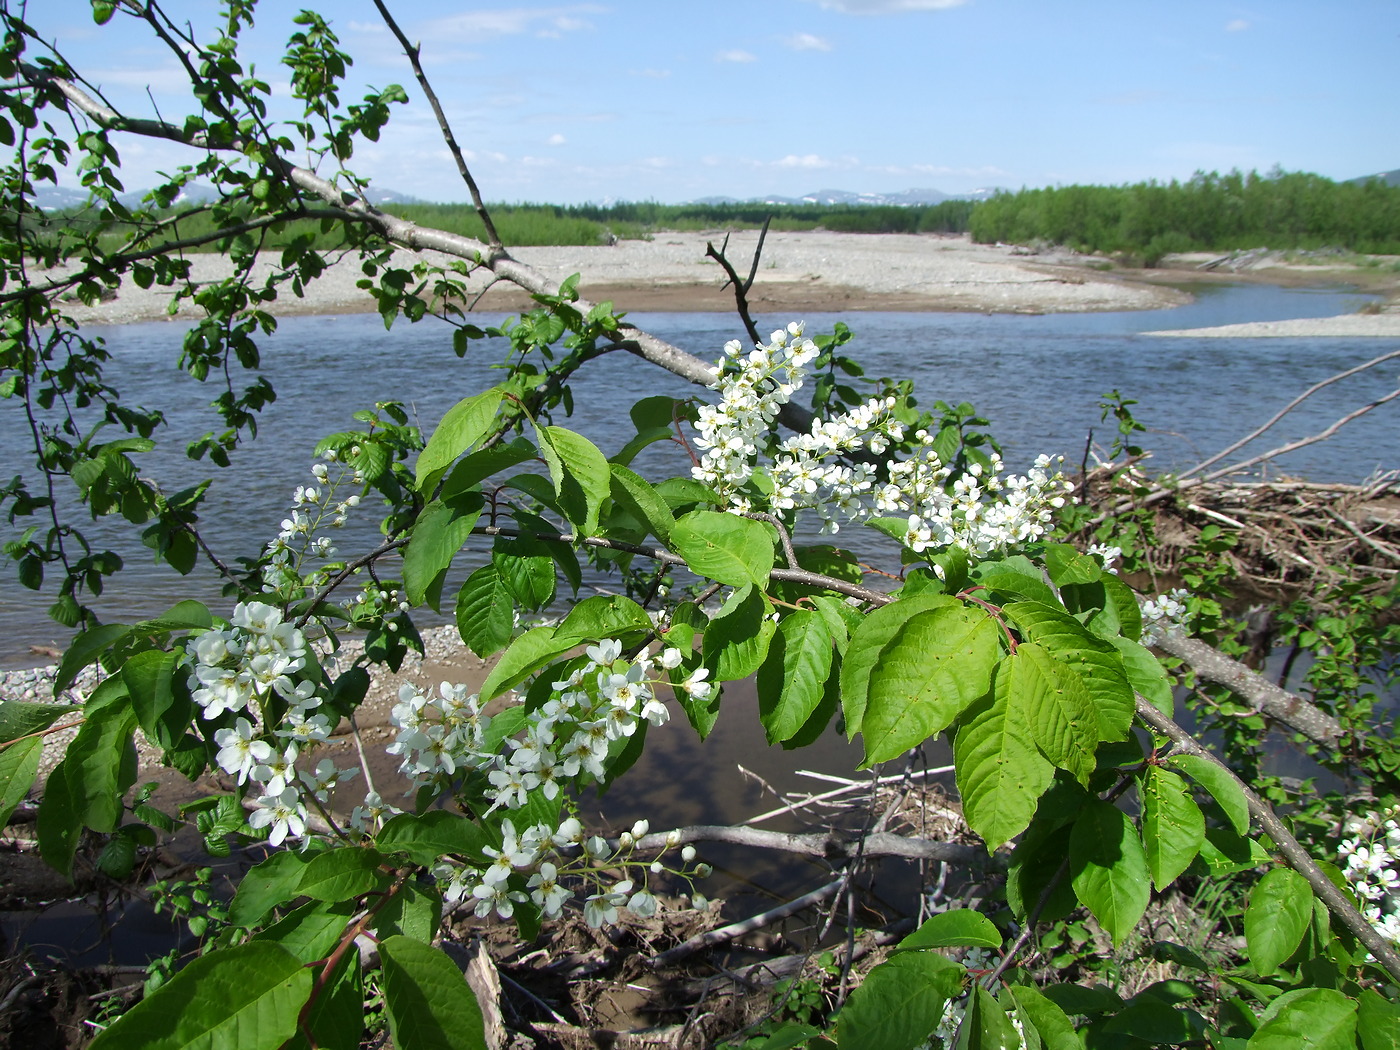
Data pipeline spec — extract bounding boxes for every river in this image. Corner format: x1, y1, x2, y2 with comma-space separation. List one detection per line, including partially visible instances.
3, 281, 1397, 961
2, 281, 1394, 664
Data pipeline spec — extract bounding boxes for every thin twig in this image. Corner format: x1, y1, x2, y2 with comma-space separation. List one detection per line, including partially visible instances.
1182, 348, 1400, 479
370, 0, 502, 248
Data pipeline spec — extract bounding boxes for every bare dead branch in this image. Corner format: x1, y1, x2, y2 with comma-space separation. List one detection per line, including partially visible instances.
370, 0, 501, 248
1183, 347, 1400, 479
625, 823, 987, 865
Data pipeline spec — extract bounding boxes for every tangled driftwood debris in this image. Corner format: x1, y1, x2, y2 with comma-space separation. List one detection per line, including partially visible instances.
1077, 467, 1400, 595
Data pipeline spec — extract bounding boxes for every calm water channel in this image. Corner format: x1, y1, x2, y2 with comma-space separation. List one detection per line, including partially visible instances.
3, 282, 1398, 962
2, 281, 1393, 662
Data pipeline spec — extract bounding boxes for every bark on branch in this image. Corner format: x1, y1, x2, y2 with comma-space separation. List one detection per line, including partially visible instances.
1135, 695, 1400, 984
1151, 631, 1346, 749
21, 64, 829, 437
626, 824, 987, 866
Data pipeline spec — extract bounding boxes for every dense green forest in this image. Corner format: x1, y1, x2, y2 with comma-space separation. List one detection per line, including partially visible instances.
20, 169, 1400, 262
968, 169, 1400, 261
19, 197, 977, 252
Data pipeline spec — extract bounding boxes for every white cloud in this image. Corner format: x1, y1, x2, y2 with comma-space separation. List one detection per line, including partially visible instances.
89, 63, 190, 95
346, 20, 385, 33
629, 68, 671, 79
799, 0, 966, 11
716, 49, 758, 63
1225, 18, 1250, 31
548, 133, 567, 146
784, 32, 832, 51
421, 6, 604, 42
776, 154, 839, 169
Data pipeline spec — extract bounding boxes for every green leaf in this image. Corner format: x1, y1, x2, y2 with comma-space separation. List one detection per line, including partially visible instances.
403, 494, 484, 606
957, 984, 1022, 1050
87, 941, 312, 1050
553, 594, 654, 646
1069, 798, 1151, 947
970, 555, 1058, 605
121, 647, 179, 739
291, 952, 363, 1050
1245, 866, 1313, 975
65, 685, 138, 833
0, 699, 75, 743
416, 388, 505, 491
1358, 988, 1400, 1050
491, 533, 556, 610
37, 760, 80, 877
55, 622, 132, 695
954, 659, 1055, 850
377, 811, 489, 867
229, 849, 312, 927
1006, 984, 1081, 1050
378, 935, 487, 1050
540, 425, 611, 535
862, 603, 999, 766
1004, 601, 1134, 742
1109, 635, 1173, 716
840, 594, 955, 739
0, 736, 42, 828
1247, 988, 1357, 1050
1005, 642, 1097, 785
1167, 754, 1250, 836
299, 847, 389, 902
479, 625, 573, 702
132, 600, 214, 634
671, 510, 774, 587
702, 585, 777, 683
1045, 543, 1101, 586
440, 438, 536, 499
372, 883, 443, 944
608, 463, 675, 544
756, 610, 835, 745
253, 899, 358, 963
897, 909, 1002, 951
836, 951, 964, 1050
1140, 766, 1205, 891
455, 565, 516, 658
1104, 997, 1203, 1045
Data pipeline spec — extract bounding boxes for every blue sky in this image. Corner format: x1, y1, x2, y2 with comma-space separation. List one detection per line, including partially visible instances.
26, 1, 1400, 204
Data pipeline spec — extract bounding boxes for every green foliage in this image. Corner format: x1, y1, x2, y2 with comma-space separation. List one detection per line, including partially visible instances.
4, 7, 1398, 1050
970, 168, 1400, 257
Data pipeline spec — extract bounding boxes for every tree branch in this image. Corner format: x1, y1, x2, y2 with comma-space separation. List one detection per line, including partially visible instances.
1151, 631, 1346, 750
626, 823, 988, 865
19, 64, 834, 437
1135, 695, 1400, 984
369, 0, 501, 248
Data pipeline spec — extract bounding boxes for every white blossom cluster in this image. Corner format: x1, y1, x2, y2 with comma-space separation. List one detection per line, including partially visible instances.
386, 640, 708, 806
261, 452, 364, 598
434, 816, 705, 926
386, 640, 712, 926
691, 322, 1073, 554
188, 599, 362, 847
1139, 587, 1192, 644
1338, 808, 1400, 947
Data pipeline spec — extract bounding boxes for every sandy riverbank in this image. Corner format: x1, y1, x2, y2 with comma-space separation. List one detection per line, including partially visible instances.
39, 229, 1400, 335
51, 231, 1190, 325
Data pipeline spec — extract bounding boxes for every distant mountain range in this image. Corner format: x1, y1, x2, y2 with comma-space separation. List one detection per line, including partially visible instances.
687, 187, 1001, 207
1350, 168, 1400, 187
29, 183, 421, 211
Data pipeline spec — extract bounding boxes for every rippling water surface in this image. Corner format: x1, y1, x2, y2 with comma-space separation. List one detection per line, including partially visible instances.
2, 282, 1394, 662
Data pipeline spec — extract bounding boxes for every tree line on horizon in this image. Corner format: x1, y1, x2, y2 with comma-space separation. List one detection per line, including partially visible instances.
968, 168, 1400, 262
19, 169, 1400, 260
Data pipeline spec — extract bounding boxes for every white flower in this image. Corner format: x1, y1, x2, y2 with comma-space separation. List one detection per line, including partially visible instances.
214, 717, 273, 785
248, 787, 307, 847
